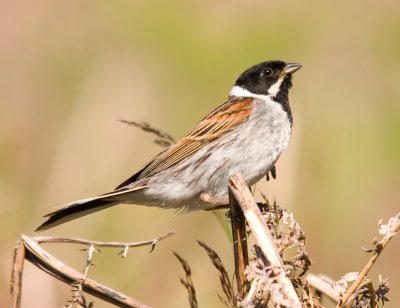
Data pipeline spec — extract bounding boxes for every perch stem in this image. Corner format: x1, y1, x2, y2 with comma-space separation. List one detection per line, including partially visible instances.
228, 186, 249, 297
228, 174, 301, 307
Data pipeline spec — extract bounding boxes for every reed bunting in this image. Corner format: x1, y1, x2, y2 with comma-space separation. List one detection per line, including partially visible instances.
37, 60, 302, 231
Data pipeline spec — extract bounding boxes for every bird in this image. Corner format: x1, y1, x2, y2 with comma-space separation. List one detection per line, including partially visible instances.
36, 60, 302, 231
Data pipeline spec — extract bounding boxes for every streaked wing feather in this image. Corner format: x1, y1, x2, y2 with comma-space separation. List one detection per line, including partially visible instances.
116, 97, 253, 187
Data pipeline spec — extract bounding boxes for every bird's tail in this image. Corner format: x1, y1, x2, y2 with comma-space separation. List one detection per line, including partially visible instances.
36, 185, 147, 231
36, 196, 119, 231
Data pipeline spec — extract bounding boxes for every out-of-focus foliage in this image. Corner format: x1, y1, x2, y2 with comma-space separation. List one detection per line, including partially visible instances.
1, 1, 399, 307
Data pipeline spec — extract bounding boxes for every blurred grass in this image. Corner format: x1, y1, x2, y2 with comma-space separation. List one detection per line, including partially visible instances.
1, 0, 400, 307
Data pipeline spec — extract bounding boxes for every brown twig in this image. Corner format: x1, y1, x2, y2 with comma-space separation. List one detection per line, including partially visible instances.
228, 174, 301, 307
9, 240, 25, 308
228, 184, 249, 297
11, 231, 175, 308
307, 273, 339, 304
22, 235, 151, 308
66, 244, 99, 307
337, 213, 400, 308
120, 120, 175, 148
173, 252, 198, 308
197, 240, 236, 307
34, 230, 176, 255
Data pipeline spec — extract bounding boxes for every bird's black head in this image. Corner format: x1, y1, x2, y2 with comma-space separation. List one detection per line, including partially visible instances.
233, 60, 302, 99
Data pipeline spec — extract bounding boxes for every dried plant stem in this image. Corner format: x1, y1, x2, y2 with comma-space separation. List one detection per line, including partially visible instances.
338, 220, 400, 308
307, 273, 339, 303
9, 240, 25, 308
22, 235, 151, 308
10, 232, 175, 308
34, 230, 175, 255
197, 241, 236, 306
120, 120, 175, 148
173, 252, 198, 308
65, 244, 98, 308
228, 174, 301, 307
228, 185, 249, 297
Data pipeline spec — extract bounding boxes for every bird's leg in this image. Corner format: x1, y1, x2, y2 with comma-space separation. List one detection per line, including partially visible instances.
199, 192, 229, 210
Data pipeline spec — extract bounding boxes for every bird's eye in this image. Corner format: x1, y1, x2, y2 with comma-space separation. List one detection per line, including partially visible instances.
263, 69, 272, 77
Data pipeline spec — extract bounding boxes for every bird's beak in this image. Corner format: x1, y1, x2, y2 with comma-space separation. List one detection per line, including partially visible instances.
283, 63, 302, 74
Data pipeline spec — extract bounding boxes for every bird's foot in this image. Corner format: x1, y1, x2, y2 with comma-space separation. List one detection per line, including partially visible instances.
199, 193, 229, 210
266, 165, 277, 181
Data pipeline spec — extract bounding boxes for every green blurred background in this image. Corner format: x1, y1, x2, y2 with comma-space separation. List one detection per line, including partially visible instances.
1, 0, 400, 307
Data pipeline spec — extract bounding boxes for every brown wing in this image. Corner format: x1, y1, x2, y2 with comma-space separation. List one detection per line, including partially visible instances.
115, 97, 253, 189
